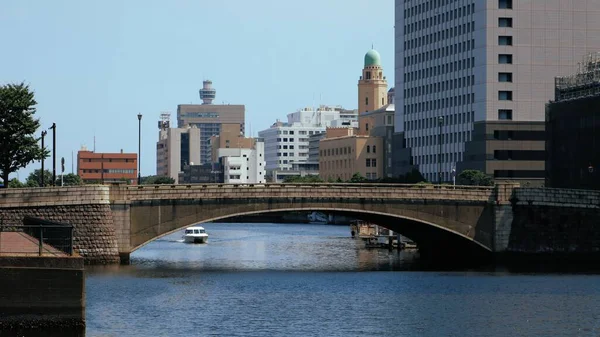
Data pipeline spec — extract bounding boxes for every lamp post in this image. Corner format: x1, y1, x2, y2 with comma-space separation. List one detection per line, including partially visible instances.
41, 130, 47, 187
49, 123, 56, 186
438, 116, 444, 185
137, 113, 142, 185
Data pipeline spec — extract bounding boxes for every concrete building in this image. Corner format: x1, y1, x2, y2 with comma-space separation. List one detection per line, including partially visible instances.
259, 106, 355, 172
546, 53, 600, 190
156, 114, 201, 183
77, 148, 137, 184
177, 81, 245, 165
394, 0, 600, 184
215, 140, 266, 184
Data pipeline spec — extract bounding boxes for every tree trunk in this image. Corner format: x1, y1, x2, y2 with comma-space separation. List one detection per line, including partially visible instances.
1, 171, 8, 188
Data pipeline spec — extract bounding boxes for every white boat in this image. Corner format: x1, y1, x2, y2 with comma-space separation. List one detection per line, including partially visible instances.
183, 226, 208, 244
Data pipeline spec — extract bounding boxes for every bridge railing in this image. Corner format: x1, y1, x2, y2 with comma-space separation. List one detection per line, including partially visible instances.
0, 217, 74, 257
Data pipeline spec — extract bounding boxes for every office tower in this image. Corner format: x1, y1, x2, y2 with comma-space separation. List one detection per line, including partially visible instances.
394, 0, 600, 184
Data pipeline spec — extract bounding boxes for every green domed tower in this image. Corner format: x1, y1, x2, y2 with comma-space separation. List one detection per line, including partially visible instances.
358, 48, 388, 114
364, 49, 382, 67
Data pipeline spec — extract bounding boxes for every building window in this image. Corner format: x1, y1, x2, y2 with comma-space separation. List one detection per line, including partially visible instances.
366, 123, 369, 131
499, 17, 513, 27
372, 145, 376, 153
498, 0, 513, 9
498, 36, 513, 46
365, 97, 369, 106
382, 97, 385, 105
366, 159, 371, 167
498, 54, 513, 64
366, 71, 371, 80
367, 145, 371, 153
498, 91, 513, 101
498, 109, 513, 120
498, 72, 513, 82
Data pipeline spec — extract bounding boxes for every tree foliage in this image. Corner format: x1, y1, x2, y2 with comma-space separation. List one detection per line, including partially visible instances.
457, 169, 494, 186
348, 172, 367, 183
283, 175, 324, 183
0, 83, 47, 188
141, 175, 175, 185
8, 178, 24, 188
25, 169, 52, 187
60, 173, 83, 186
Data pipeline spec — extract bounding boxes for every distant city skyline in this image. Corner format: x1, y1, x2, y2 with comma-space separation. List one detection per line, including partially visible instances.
0, 1, 394, 180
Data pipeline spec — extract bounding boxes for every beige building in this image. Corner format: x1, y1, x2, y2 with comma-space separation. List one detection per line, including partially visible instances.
319, 132, 383, 181
210, 123, 255, 162
318, 49, 389, 181
177, 81, 245, 165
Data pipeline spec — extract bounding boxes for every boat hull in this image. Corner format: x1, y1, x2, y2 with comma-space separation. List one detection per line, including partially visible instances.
183, 235, 208, 244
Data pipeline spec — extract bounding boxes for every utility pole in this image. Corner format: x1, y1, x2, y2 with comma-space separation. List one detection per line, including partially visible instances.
137, 113, 142, 185
41, 130, 47, 187
61, 157, 65, 186
49, 123, 56, 186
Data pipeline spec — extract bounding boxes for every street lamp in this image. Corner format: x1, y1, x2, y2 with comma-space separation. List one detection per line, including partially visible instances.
438, 116, 444, 185
41, 130, 47, 187
137, 113, 142, 185
48, 123, 56, 186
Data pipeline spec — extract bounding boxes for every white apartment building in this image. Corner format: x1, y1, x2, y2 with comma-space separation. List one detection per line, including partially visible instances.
156, 119, 201, 183
259, 106, 357, 171
216, 141, 266, 183
394, 0, 600, 183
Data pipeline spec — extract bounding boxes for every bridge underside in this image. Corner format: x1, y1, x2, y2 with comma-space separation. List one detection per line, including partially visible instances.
121, 197, 494, 264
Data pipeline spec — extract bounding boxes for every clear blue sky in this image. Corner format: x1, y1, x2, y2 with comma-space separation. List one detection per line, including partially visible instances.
1, 0, 394, 180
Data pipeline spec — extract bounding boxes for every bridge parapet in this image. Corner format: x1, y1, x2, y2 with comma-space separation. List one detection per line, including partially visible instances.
512, 187, 600, 208
0, 186, 110, 208
109, 183, 496, 203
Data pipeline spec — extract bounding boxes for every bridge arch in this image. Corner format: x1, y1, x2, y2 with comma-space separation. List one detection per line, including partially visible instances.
127, 206, 493, 263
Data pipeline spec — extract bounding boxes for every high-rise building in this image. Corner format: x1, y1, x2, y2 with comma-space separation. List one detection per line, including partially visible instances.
156, 114, 201, 183
394, 0, 600, 184
177, 81, 245, 165
77, 148, 137, 184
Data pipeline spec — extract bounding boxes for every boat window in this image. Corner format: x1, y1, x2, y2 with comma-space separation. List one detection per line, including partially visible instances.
185, 230, 192, 234
199, 229, 205, 233
193, 230, 200, 234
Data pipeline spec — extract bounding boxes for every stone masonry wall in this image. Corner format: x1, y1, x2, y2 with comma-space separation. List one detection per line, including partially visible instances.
507, 187, 600, 253
0, 187, 119, 264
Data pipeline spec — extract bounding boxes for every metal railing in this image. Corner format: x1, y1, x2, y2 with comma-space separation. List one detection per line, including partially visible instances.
0, 217, 74, 256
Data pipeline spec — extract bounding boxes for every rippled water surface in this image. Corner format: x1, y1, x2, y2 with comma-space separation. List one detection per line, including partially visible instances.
82, 223, 600, 337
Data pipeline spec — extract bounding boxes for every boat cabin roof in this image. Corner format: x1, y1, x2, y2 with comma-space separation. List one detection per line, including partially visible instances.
185, 226, 205, 231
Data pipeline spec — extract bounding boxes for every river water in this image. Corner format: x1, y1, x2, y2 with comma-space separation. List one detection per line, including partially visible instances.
15, 223, 600, 336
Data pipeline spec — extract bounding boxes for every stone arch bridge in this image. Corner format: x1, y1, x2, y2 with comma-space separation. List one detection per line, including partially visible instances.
2, 183, 600, 264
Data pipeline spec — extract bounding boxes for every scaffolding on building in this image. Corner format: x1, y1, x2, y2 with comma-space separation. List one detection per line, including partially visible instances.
555, 52, 600, 102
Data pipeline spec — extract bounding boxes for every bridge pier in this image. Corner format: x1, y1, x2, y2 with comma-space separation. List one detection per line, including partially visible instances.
119, 252, 131, 265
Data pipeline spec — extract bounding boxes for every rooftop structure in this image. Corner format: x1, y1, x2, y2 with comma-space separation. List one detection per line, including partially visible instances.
199, 80, 216, 105
555, 53, 600, 102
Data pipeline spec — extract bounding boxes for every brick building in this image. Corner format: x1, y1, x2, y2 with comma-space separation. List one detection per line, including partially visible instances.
77, 148, 138, 184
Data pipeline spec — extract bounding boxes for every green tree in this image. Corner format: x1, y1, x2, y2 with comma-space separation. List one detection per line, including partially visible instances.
0, 83, 47, 188
25, 169, 52, 187
457, 169, 494, 186
59, 173, 83, 186
141, 175, 175, 185
348, 172, 367, 183
283, 175, 324, 183
8, 178, 24, 188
